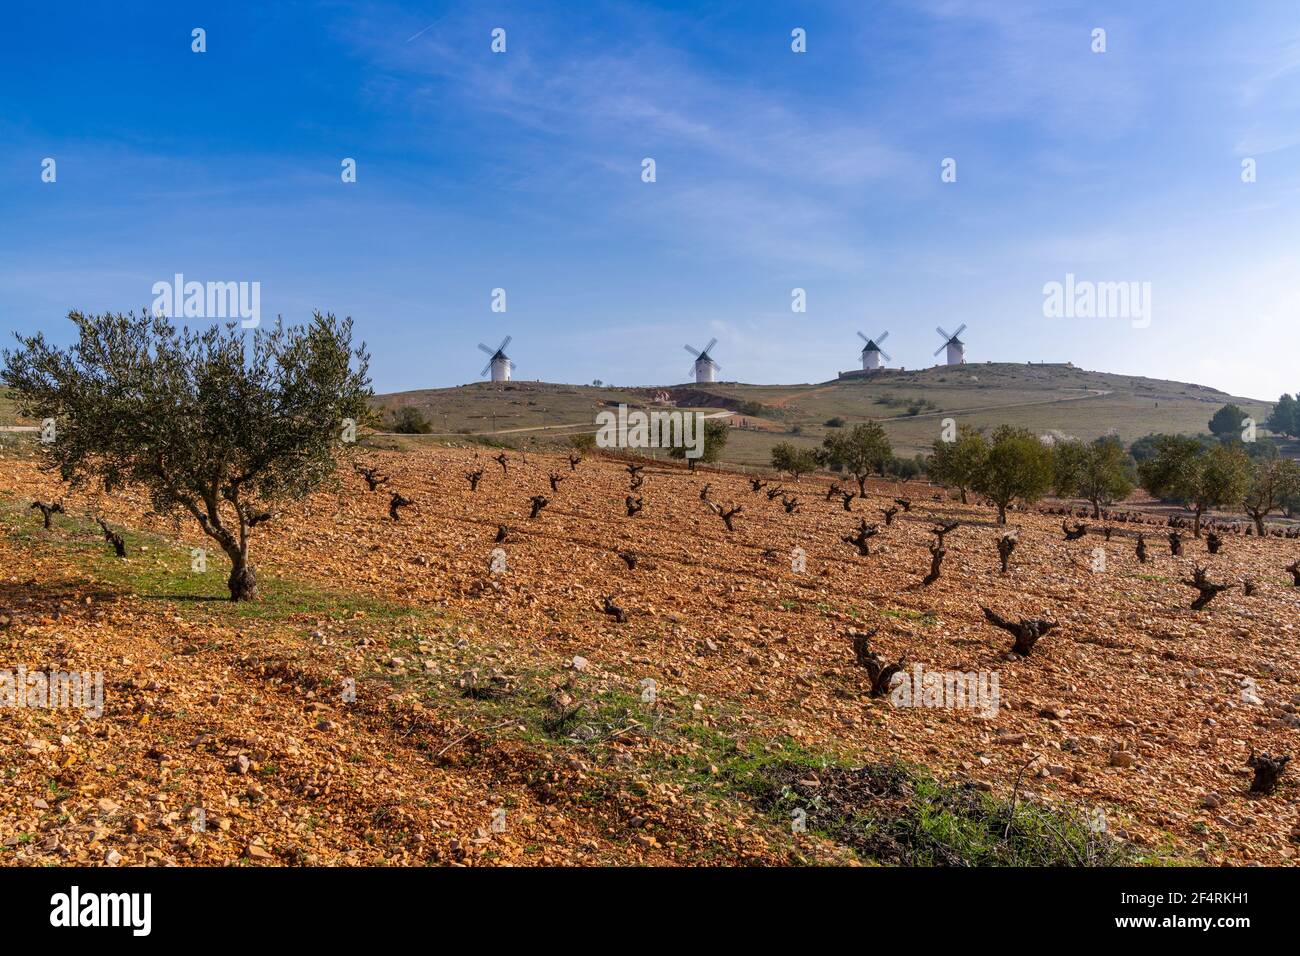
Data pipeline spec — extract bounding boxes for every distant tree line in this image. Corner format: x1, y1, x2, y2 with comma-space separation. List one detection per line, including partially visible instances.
766, 399, 1300, 532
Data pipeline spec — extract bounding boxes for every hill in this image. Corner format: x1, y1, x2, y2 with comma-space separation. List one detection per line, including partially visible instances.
372, 364, 1274, 466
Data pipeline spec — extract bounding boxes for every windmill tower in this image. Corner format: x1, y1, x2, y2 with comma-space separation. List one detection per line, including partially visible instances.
933, 324, 967, 366
684, 337, 720, 384
857, 330, 891, 371
477, 335, 515, 382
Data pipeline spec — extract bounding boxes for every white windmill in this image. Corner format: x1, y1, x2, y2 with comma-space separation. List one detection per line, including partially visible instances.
857, 330, 891, 371
477, 335, 515, 382
933, 324, 967, 366
684, 337, 720, 384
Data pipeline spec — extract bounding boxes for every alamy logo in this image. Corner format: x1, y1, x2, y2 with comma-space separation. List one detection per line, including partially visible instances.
888, 664, 999, 717
49, 886, 151, 936
1, 667, 103, 717
151, 273, 261, 328
1042, 273, 1151, 329
595, 404, 706, 458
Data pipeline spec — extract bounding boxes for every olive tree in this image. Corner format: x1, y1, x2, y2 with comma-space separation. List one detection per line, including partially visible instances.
1138, 436, 1251, 537
2, 311, 372, 600
1243, 457, 1300, 535
1052, 435, 1135, 518
821, 421, 891, 496
669, 417, 728, 472
770, 442, 819, 480
973, 426, 1054, 524
927, 425, 987, 504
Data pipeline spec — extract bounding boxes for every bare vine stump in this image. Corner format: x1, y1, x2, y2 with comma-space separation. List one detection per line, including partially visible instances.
981, 605, 1057, 656
1285, 560, 1300, 586
842, 520, 880, 557
96, 517, 127, 558
355, 464, 388, 492
922, 542, 945, 586
30, 501, 64, 530
846, 627, 903, 697
602, 595, 627, 623
1182, 566, 1231, 611
1247, 753, 1289, 795
930, 520, 959, 547
1062, 521, 1088, 541
389, 493, 414, 521
707, 501, 742, 531
997, 533, 1018, 574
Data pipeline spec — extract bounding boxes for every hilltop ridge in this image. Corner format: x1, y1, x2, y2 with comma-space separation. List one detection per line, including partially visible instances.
373, 362, 1273, 464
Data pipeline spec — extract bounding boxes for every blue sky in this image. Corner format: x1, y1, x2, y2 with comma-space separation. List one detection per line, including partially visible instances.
2, 0, 1299, 400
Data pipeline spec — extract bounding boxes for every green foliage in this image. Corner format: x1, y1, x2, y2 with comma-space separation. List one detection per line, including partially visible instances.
1052, 435, 1135, 517
700, 418, 730, 462
1243, 457, 1300, 531
1130, 431, 1219, 463
568, 432, 597, 453
927, 425, 988, 502
1137, 435, 1201, 501
1138, 436, 1253, 533
1266, 394, 1298, 438
732, 755, 1135, 866
882, 454, 925, 480
669, 418, 729, 466
972, 426, 1053, 523
770, 442, 820, 478
388, 406, 432, 434
1208, 403, 1249, 440
874, 395, 938, 413
1, 310, 372, 599
821, 421, 892, 493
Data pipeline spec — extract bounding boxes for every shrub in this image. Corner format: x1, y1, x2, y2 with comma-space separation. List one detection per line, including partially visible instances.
389, 406, 432, 434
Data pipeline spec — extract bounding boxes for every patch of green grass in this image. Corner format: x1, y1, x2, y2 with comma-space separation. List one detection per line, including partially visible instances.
881, 607, 939, 626
0, 493, 421, 627
712, 746, 1143, 866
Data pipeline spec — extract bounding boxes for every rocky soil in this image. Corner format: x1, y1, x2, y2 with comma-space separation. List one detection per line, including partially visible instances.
2, 445, 1298, 865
